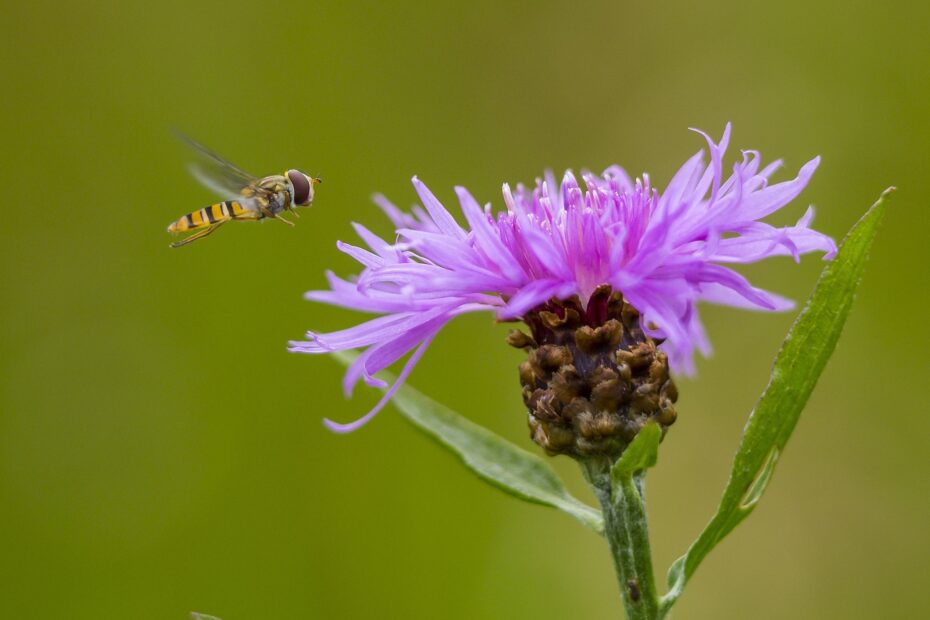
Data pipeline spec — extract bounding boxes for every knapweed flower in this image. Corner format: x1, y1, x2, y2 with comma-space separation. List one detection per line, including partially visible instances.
291, 125, 835, 456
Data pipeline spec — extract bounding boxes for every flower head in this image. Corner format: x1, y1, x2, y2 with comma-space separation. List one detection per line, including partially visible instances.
291, 125, 836, 435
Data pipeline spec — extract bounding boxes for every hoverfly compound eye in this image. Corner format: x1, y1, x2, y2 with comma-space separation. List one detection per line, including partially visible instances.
288, 170, 311, 205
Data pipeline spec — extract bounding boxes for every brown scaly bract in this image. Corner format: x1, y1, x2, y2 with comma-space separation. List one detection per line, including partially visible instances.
509, 285, 678, 459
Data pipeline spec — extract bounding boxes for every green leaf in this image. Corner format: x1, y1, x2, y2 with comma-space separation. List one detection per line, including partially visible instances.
612, 422, 661, 483
660, 188, 893, 615
332, 351, 605, 535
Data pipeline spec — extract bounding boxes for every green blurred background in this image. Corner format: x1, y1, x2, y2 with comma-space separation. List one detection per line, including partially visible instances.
2, 1, 927, 618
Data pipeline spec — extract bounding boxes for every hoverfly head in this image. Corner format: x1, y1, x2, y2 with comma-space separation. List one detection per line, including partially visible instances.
287, 169, 321, 207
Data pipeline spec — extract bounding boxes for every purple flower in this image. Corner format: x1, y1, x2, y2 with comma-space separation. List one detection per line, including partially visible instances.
291, 125, 836, 432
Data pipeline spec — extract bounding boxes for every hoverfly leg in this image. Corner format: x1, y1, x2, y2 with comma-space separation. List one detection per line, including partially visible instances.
169, 221, 226, 248
273, 212, 297, 227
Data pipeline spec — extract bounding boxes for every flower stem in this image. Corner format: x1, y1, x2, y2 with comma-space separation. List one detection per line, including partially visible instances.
582, 459, 660, 620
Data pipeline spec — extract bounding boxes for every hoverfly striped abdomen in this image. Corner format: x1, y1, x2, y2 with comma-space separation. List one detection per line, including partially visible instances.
166, 201, 256, 234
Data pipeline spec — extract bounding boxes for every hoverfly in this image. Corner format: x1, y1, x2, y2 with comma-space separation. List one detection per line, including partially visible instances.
167, 133, 321, 248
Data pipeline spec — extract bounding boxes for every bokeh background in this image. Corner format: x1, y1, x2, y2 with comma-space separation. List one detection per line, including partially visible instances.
2, 1, 927, 618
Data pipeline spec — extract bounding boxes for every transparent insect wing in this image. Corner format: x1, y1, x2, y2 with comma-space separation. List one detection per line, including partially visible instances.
174, 130, 258, 198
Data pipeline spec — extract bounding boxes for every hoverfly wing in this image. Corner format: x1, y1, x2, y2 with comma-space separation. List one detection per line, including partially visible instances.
173, 130, 259, 199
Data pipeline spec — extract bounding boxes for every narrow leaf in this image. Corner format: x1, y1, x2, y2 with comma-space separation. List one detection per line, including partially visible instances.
661, 188, 893, 614
332, 351, 605, 534
612, 422, 661, 483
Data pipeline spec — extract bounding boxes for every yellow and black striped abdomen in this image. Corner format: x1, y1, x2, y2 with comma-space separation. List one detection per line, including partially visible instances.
167, 201, 256, 233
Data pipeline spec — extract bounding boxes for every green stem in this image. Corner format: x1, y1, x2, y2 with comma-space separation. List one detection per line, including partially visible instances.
582, 459, 660, 620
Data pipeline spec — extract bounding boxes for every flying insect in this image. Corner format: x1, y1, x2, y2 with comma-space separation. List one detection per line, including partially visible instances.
167, 134, 321, 248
